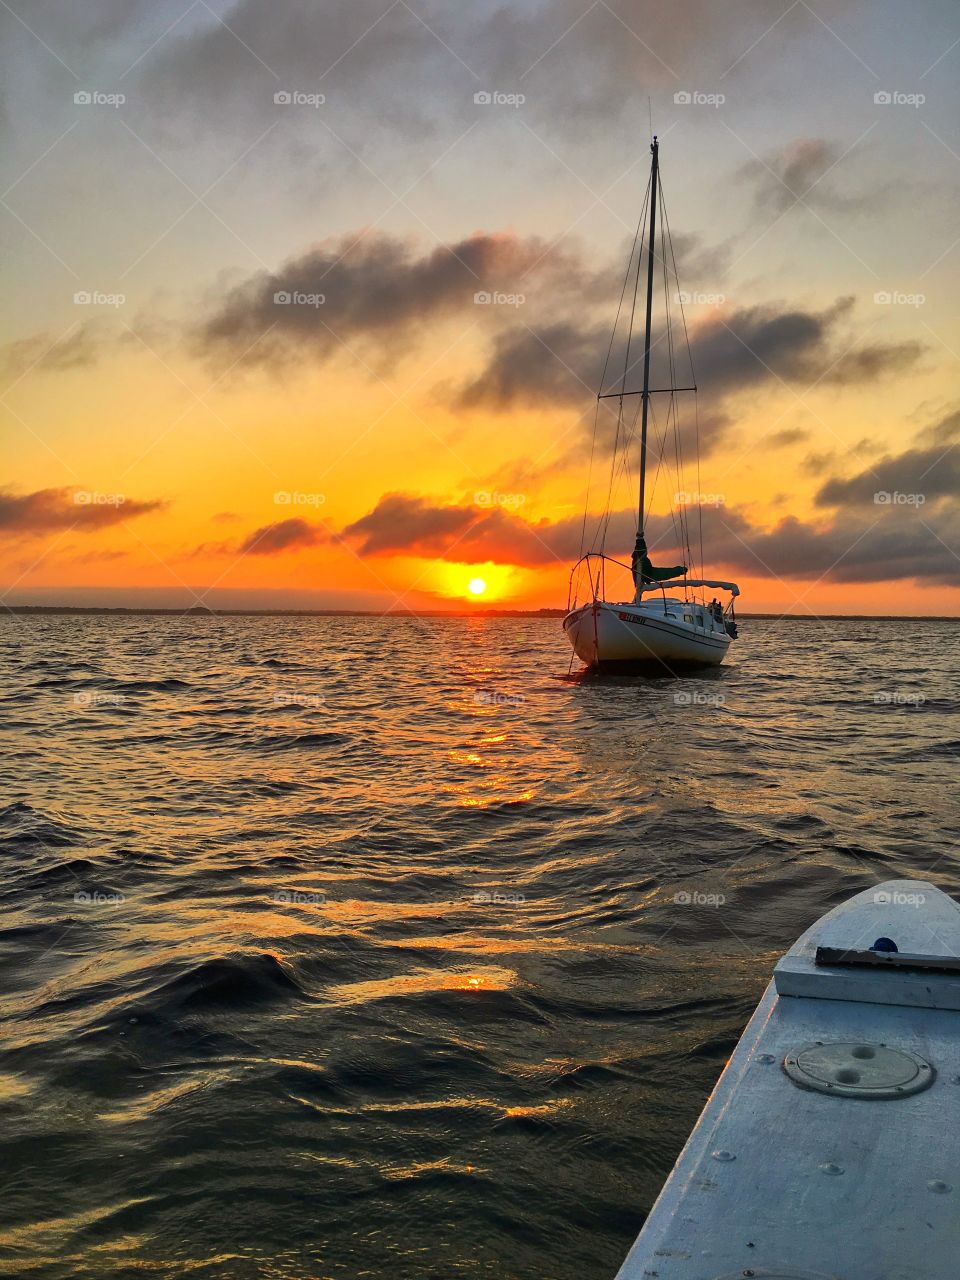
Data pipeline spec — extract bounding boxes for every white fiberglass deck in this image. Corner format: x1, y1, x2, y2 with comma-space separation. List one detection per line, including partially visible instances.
615, 880, 960, 1280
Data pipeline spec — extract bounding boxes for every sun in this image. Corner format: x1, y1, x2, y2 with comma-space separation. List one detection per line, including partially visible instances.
467, 577, 487, 596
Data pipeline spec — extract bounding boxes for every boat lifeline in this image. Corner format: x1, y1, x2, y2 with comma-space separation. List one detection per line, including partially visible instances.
615, 879, 960, 1279
564, 136, 740, 672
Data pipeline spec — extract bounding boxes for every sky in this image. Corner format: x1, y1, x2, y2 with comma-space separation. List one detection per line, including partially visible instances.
2, 0, 959, 615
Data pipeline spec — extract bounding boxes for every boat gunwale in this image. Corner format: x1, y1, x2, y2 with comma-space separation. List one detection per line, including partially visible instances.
563, 601, 731, 652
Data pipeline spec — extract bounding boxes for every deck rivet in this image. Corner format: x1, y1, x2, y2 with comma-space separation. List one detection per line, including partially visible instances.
757, 1054, 775, 1064
928, 1180, 952, 1193
711, 1149, 736, 1162
820, 1162, 844, 1175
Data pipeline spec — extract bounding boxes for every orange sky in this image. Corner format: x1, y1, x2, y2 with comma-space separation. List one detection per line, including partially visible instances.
3, 1, 959, 616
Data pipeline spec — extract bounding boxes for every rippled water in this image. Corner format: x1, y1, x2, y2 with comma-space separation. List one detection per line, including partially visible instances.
1, 614, 957, 1279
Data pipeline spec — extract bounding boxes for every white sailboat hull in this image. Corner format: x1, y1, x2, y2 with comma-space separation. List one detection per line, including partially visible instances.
563, 600, 732, 669
615, 879, 960, 1280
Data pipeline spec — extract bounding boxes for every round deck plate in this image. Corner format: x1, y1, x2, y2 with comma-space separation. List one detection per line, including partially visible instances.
783, 1041, 934, 1099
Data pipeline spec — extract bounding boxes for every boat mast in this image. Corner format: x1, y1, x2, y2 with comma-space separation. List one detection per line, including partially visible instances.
637, 135, 659, 531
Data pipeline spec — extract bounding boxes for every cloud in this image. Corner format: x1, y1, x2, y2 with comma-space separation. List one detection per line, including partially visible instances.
743, 138, 833, 212
237, 517, 325, 554
815, 413, 960, 508
0, 487, 164, 535
342, 492, 725, 568
452, 296, 924, 428
109, 0, 863, 147
342, 491, 595, 566
454, 319, 604, 411
681, 297, 922, 392
767, 427, 810, 447
342, 486, 960, 587
742, 136, 906, 218
196, 230, 568, 369
1, 324, 106, 380
713, 508, 960, 586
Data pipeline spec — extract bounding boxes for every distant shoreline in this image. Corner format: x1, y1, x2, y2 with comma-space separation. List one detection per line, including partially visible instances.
3, 606, 958, 622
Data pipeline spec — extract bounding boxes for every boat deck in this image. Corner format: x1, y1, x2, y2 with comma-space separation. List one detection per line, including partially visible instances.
616, 881, 960, 1280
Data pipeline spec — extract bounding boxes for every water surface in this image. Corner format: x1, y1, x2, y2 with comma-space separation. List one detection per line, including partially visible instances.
0, 615, 957, 1278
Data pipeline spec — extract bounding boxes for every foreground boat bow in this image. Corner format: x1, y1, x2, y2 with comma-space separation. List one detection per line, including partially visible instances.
616, 879, 960, 1279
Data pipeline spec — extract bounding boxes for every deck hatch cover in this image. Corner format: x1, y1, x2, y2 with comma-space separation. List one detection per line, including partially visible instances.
783, 1041, 934, 1099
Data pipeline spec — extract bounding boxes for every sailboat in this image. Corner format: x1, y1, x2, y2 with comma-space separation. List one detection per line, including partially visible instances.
563, 136, 740, 671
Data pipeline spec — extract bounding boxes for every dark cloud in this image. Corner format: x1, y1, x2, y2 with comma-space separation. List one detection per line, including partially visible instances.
802, 435, 876, 478
816, 441, 960, 509
455, 320, 604, 411
0, 487, 164, 535
767, 427, 810, 447
802, 450, 840, 477
2, 316, 187, 380
344, 493, 722, 569
342, 493, 566, 565
452, 295, 924, 428
682, 297, 922, 393
197, 230, 569, 368
713, 508, 960, 586
342, 486, 960, 587
741, 138, 890, 215
237, 517, 324, 554
1, 325, 105, 380
117, 0, 859, 141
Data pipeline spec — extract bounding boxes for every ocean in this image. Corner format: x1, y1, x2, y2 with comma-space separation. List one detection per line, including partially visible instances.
1, 614, 957, 1279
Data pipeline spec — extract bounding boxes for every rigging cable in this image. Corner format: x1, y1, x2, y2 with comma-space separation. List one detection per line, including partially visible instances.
658, 183, 693, 575
579, 171, 652, 560
660, 183, 705, 580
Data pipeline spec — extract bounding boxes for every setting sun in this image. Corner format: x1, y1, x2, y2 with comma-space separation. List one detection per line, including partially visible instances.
468, 578, 487, 596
